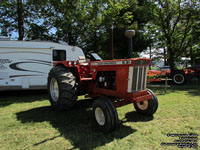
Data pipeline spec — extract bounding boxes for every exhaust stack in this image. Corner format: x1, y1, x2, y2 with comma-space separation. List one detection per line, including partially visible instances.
125, 30, 135, 58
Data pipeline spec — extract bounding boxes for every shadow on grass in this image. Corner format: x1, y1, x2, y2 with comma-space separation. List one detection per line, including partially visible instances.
122, 111, 154, 123
0, 90, 48, 107
168, 84, 200, 96
16, 99, 137, 150
147, 83, 200, 96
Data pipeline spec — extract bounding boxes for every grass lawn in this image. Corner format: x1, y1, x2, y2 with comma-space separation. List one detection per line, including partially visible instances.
0, 84, 199, 150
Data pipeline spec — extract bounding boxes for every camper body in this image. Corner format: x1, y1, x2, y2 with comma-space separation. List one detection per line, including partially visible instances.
0, 40, 85, 91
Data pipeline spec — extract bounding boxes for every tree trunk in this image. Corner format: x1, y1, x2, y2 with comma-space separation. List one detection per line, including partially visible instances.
17, 0, 24, 40
164, 47, 167, 66
149, 45, 152, 70
110, 28, 114, 59
168, 50, 176, 73
190, 46, 193, 66
68, 31, 75, 45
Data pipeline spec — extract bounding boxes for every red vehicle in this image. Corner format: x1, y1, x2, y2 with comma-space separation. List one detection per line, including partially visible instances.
147, 65, 200, 85
184, 65, 200, 81
147, 66, 170, 81
47, 53, 158, 133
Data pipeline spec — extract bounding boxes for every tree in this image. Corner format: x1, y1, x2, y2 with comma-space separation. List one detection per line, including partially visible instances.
0, 0, 54, 40
25, 1, 56, 41
0, 0, 156, 60
187, 3, 200, 65
151, 0, 199, 71
89, 0, 154, 59
0, 0, 24, 40
0, 0, 17, 37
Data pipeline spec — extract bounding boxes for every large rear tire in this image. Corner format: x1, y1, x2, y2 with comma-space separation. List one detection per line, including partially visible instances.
172, 71, 186, 85
134, 89, 158, 116
48, 66, 77, 111
93, 97, 118, 133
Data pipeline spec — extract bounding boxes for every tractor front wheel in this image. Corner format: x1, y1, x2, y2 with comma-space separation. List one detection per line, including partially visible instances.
134, 89, 158, 116
47, 66, 77, 111
93, 97, 118, 133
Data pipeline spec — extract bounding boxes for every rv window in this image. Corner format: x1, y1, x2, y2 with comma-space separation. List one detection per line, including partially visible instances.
53, 50, 66, 61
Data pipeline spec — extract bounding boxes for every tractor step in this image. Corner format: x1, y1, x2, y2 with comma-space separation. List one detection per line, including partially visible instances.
133, 94, 152, 103
81, 77, 93, 81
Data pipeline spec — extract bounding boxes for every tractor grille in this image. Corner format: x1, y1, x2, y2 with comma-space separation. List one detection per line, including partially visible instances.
128, 66, 148, 93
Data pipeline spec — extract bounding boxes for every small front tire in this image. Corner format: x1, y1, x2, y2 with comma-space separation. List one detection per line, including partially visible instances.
134, 89, 158, 116
93, 97, 118, 133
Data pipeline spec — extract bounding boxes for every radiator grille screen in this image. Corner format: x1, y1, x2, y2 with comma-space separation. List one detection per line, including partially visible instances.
131, 66, 147, 92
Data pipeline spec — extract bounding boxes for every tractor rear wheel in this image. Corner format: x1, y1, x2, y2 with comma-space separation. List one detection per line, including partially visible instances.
172, 72, 186, 85
48, 66, 77, 111
93, 97, 118, 133
134, 89, 158, 116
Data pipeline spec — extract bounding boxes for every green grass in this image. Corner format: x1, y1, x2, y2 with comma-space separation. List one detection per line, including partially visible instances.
0, 84, 200, 150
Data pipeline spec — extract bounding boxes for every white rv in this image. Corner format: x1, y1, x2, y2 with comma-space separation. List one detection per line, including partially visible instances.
0, 40, 85, 91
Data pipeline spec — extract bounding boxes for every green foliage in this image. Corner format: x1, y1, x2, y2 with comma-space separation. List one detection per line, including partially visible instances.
0, 0, 153, 59
148, 0, 200, 70
0, 0, 17, 36
2, 0, 199, 62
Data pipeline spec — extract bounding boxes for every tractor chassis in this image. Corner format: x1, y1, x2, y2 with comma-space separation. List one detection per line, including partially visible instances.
88, 90, 152, 108
48, 58, 158, 133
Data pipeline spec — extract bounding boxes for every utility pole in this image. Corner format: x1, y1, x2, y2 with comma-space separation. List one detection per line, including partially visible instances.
110, 26, 114, 59
17, 0, 24, 40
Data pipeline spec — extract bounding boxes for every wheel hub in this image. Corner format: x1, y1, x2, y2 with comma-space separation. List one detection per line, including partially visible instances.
50, 78, 59, 102
95, 107, 105, 126
137, 100, 148, 110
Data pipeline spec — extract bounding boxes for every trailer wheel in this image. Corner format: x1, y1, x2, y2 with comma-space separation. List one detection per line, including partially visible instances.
48, 66, 77, 111
134, 89, 158, 116
172, 72, 186, 85
93, 97, 118, 133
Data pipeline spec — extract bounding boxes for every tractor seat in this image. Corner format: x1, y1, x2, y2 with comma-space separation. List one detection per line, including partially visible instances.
78, 56, 88, 65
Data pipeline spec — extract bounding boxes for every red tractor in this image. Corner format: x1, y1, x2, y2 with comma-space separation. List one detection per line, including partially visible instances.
47, 52, 158, 133
147, 65, 200, 85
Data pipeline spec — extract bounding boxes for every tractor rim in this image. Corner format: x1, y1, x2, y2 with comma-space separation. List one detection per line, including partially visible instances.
174, 74, 184, 84
137, 100, 148, 110
50, 78, 59, 102
95, 107, 105, 126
